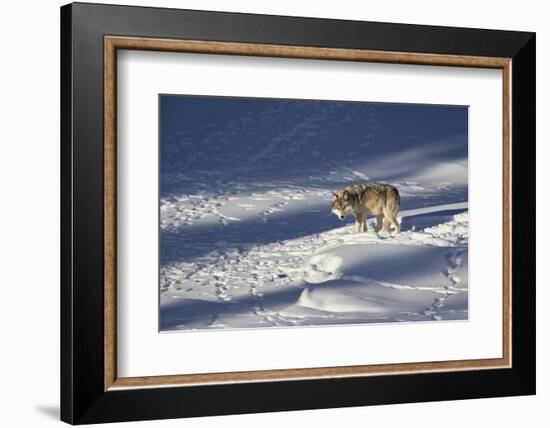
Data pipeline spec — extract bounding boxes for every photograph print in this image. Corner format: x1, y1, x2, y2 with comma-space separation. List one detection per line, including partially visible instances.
159, 95, 468, 332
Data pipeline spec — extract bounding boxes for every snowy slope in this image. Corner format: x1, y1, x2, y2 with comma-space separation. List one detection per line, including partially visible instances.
159, 97, 468, 331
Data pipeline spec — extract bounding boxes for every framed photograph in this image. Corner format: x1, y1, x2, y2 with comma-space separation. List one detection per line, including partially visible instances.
60, 2, 535, 424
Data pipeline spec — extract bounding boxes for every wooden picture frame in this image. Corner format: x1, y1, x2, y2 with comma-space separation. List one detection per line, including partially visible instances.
61, 2, 535, 424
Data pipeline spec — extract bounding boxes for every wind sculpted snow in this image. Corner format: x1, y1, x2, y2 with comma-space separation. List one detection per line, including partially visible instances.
159, 96, 468, 331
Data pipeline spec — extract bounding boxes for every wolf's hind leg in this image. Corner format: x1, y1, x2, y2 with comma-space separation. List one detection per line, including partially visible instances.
375, 215, 384, 232
383, 208, 400, 236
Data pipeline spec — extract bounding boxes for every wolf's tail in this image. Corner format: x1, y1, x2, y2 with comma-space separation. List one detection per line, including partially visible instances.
386, 186, 400, 214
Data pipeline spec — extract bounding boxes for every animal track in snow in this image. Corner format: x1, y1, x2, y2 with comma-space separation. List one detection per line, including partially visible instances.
423, 247, 467, 320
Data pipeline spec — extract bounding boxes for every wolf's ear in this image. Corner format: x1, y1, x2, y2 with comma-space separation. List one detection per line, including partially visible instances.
331, 192, 338, 202
342, 190, 349, 201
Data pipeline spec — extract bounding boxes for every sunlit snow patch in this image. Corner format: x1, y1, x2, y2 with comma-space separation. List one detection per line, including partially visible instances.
302, 254, 343, 284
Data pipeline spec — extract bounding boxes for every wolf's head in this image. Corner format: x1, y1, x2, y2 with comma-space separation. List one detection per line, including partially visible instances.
331, 191, 352, 220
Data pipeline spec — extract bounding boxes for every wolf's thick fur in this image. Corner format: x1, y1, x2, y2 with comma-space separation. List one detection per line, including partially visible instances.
331, 183, 400, 235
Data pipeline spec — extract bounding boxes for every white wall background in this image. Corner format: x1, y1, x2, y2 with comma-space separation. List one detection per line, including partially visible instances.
0, 0, 545, 427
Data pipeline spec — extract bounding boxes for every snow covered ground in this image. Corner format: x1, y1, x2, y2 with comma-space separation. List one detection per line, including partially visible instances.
159, 96, 468, 331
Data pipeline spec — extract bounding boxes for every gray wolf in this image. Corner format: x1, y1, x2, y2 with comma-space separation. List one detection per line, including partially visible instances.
331, 183, 401, 235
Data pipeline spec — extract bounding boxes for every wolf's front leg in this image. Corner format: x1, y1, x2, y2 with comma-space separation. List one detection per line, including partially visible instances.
355, 216, 366, 233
